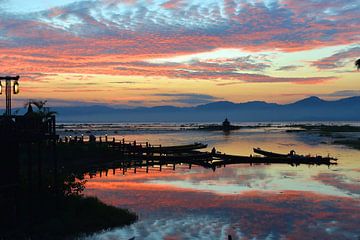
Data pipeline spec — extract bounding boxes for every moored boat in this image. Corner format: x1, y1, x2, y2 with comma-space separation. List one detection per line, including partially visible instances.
144, 142, 208, 153
253, 147, 337, 162
253, 148, 287, 157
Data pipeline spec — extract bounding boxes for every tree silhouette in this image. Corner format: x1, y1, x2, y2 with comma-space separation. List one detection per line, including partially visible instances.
356, 59, 360, 71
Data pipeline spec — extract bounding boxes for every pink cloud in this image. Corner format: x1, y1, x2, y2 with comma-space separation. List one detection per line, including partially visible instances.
0, 0, 357, 84
311, 46, 360, 70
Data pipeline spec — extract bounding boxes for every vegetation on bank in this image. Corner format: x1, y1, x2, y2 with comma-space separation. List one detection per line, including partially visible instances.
1, 141, 138, 240
0, 193, 137, 240
333, 139, 360, 150
283, 124, 360, 150
289, 124, 360, 133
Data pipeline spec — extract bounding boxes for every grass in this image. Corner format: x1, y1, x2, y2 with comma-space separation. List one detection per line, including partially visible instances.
0, 191, 137, 240
289, 124, 360, 133
31, 195, 137, 239
284, 124, 360, 150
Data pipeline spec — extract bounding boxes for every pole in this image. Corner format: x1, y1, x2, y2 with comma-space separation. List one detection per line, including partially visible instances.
0, 76, 19, 117
5, 79, 11, 116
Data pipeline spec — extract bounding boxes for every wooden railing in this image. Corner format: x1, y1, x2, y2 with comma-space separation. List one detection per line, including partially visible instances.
0, 115, 57, 139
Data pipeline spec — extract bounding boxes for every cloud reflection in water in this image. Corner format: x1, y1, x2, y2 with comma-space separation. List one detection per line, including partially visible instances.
80, 127, 360, 239
83, 165, 360, 239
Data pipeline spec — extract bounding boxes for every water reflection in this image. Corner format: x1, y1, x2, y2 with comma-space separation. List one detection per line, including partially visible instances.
78, 126, 360, 240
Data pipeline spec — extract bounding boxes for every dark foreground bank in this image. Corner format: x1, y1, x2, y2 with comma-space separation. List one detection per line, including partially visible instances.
0, 193, 137, 240
0, 141, 138, 240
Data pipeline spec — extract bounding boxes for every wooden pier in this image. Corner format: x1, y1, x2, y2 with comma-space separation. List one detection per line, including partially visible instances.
56, 135, 337, 178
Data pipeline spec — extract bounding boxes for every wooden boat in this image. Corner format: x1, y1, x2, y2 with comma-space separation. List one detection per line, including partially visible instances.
253, 148, 287, 157
134, 142, 208, 153
214, 151, 337, 166
130, 151, 213, 162
253, 147, 337, 162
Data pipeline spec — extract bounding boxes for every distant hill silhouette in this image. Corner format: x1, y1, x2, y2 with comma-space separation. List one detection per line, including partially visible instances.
6, 96, 360, 122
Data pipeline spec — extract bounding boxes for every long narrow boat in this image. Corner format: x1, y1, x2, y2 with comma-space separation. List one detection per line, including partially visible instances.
129, 151, 213, 162
253, 147, 337, 162
132, 142, 208, 153
214, 152, 337, 166
253, 147, 288, 157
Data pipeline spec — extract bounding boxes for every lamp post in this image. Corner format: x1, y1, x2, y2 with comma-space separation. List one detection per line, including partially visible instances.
0, 75, 20, 117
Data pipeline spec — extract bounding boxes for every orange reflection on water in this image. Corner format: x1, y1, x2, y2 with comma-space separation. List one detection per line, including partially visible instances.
85, 178, 360, 239
82, 128, 360, 239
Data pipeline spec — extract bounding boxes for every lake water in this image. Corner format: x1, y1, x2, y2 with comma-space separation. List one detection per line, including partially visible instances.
71, 124, 360, 240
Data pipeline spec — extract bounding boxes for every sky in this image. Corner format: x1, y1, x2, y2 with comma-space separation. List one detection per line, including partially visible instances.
0, 0, 359, 108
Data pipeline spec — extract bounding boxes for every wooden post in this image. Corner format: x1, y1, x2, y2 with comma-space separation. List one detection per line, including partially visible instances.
189, 163, 192, 169
173, 163, 175, 171
159, 164, 162, 172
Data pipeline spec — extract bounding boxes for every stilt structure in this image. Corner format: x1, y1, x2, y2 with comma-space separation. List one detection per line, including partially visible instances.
0, 76, 58, 227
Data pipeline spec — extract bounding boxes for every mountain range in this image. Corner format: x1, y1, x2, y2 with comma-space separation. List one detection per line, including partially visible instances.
8, 96, 360, 122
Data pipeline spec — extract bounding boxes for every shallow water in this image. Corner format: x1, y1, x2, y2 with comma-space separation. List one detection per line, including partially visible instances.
77, 125, 360, 240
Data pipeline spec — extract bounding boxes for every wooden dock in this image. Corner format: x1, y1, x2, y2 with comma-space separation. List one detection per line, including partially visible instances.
58, 135, 338, 177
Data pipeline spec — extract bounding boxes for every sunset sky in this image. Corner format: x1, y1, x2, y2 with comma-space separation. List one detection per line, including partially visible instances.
0, 0, 359, 108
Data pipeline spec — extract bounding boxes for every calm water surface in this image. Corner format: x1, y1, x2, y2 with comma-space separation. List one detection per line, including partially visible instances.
74, 124, 360, 240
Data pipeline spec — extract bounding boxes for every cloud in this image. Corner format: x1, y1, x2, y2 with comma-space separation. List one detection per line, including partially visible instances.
324, 90, 360, 97
9, 97, 116, 108
0, 0, 358, 86
1, 1, 360, 54
276, 65, 301, 71
111, 58, 335, 84
153, 93, 221, 105
125, 93, 220, 106
0, 72, 58, 83
311, 46, 360, 70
